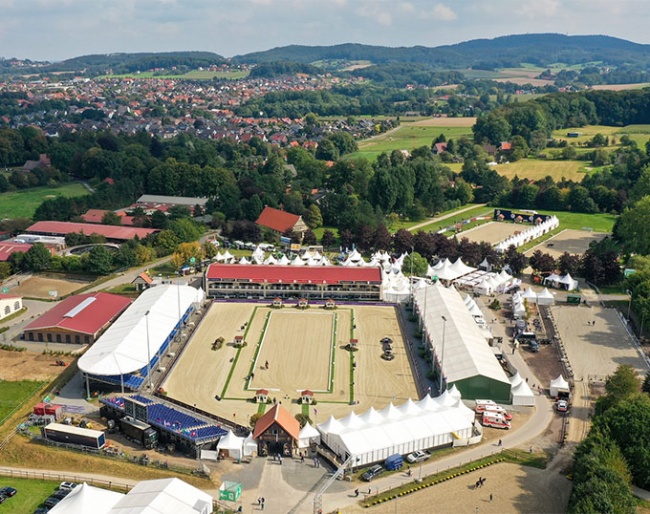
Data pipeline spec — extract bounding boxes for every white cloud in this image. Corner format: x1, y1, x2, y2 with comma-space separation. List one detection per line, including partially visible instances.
430, 3, 457, 21
516, 0, 560, 18
355, 3, 393, 26
399, 2, 415, 13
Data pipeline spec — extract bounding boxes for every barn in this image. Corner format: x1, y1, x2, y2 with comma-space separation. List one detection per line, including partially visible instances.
413, 283, 511, 403
252, 403, 300, 457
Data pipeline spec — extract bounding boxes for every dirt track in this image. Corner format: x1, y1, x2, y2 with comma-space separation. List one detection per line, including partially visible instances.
10, 276, 90, 299
0, 349, 69, 381
459, 222, 525, 245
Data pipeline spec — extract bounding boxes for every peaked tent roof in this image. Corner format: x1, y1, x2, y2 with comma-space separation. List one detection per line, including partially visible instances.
108, 477, 213, 514
256, 206, 301, 233
253, 403, 300, 440
49, 482, 124, 514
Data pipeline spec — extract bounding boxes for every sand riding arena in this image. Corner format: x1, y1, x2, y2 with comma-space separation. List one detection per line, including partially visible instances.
160, 301, 420, 426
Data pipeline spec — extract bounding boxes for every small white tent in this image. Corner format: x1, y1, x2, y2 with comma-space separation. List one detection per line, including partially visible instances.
537, 288, 555, 306
510, 379, 535, 406
217, 431, 244, 460
298, 422, 321, 448
550, 375, 570, 398
243, 433, 257, 457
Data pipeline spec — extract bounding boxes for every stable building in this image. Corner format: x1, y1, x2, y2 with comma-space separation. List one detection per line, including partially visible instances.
0, 294, 22, 320
253, 403, 300, 457
256, 206, 309, 237
204, 264, 383, 301
25, 221, 157, 243
22, 293, 131, 345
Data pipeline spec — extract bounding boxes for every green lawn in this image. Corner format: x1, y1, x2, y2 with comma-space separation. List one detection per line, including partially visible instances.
492, 159, 588, 182
351, 124, 473, 161
0, 477, 61, 513
0, 380, 46, 424
0, 183, 89, 220
541, 209, 616, 233
409, 205, 493, 233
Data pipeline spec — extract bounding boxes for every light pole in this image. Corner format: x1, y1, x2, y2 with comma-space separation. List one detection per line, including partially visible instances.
627, 290, 632, 321
145, 310, 152, 390
439, 316, 447, 395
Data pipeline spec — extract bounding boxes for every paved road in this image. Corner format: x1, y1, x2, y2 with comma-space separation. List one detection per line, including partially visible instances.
407, 203, 488, 232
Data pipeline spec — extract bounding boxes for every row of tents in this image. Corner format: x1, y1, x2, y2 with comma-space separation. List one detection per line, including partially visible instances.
494, 216, 560, 252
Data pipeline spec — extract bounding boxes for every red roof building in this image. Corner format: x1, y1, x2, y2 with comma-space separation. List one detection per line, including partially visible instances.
0, 242, 33, 262
255, 206, 308, 235
26, 221, 157, 242
23, 292, 132, 345
252, 403, 300, 455
204, 264, 383, 301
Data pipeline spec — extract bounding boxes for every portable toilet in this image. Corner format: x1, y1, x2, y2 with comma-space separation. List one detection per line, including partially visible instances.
384, 453, 404, 471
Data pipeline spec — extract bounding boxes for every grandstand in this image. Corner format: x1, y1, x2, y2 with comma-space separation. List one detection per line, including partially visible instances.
78, 285, 205, 395
100, 395, 228, 452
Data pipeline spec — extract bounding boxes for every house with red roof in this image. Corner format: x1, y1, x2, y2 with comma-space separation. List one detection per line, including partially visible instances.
204, 263, 383, 301
131, 272, 154, 291
255, 206, 308, 237
22, 292, 131, 344
0, 293, 22, 321
252, 403, 300, 456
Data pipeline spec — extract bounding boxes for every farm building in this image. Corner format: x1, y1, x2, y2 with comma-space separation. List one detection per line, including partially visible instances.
78, 285, 204, 392
317, 389, 479, 467
22, 292, 131, 344
132, 272, 154, 291
203, 264, 383, 301
0, 293, 22, 320
255, 206, 309, 236
135, 194, 209, 211
25, 221, 157, 243
0, 242, 34, 262
252, 403, 300, 457
413, 283, 511, 403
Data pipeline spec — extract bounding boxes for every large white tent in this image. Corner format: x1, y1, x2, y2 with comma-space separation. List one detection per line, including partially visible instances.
494, 216, 559, 252
550, 375, 570, 398
49, 483, 124, 514
217, 431, 244, 460
413, 284, 511, 402
428, 258, 476, 284
79, 285, 204, 377
318, 393, 477, 466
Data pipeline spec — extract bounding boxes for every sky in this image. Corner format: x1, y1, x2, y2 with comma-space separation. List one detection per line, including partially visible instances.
0, 0, 648, 61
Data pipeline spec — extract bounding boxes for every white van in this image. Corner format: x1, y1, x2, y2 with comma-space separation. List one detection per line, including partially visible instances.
474, 399, 497, 412
481, 412, 511, 429
483, 404, 513, 420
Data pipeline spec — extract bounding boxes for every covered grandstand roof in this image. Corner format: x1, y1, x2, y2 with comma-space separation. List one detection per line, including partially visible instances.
206, 263, 382, 285
23, 292, 131, 336
26, 221, 157, 241
413, 283, 510, 400
79, 285, 204, 376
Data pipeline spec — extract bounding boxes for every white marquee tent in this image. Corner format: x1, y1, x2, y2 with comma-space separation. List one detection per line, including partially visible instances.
550, 375, 570, 398
537, 288, 555, 306
509, 372, 535, 406
298, 422, 321, 449
217, 431, 244, 460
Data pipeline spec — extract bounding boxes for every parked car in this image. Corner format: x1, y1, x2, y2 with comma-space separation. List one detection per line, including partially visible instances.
557, 400, 569, 412
0, 486, 17, 497
51, 489, 71, 500
361, 464, 385, 482
406, 450, 431, 464
528, 341, 540, 352
44, 496, 62, 508
59, 482, 78, 492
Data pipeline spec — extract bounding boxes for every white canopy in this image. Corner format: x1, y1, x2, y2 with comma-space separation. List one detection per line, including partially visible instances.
78, 285, 204, 376
298, 422, 321, 448
49, 483, 123, 514
243, 433, 258, 456
550, 375, 570, 397
511, 380, 535, 406
217, 431, 244, 460
521, 288, 538, 302
537, 287, 555, 305
108, 477, 213, 514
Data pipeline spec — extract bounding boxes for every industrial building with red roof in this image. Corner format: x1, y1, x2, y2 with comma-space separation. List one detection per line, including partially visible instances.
255, 206, 309, 235
23, 292, 132, 344
204, 263, 383, 301
26, 221, 157, 242
0, 242, 33, 262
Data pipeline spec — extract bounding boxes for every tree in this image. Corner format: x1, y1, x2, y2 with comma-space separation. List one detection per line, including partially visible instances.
320, 229, 336, 250
0, 262, 11, 280
155, 230, 180, 255
504, 245, 528, 275
615, 197, 650, 255
303, 204, 323, 229
86, 245, 114, 275
373, 224, 392, 251
169, 218, 202, 243
295, 413, 312, 428
151, 210, 169, 229
393, 229, 414, 255
202, 241, 218, 260
402, 252, 428, 277
558, 252, 581, 276
23, 243, 52, 272
171, 242, 203, 270
596, 364, 640, 414
529, 250, 556, 274
101, 211, 122, 226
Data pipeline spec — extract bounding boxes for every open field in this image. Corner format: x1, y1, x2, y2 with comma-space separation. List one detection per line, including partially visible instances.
409, 117, 476, 127
10, 275, 92, 299
458, 222, 526, 245
342, 462, 571, 514
0, 183, 89, 220
353, 124, 473, 161
491, 159, 586, 181
162, 302, 418, 423
591, 82, 650, 91
551, 124, 650, 148
524, 229, 607, 259
536, 210, 616, 233
0, 477, 61, 513
408, 205, 492, 233
0, 380, 47, 420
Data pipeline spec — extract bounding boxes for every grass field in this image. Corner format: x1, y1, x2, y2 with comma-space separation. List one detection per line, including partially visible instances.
491, 159, 587, 181
0, 477, 61, 513
0, 380, 47, 424
539, 209, 616, 233
0, 183, 89, 220
409, 205, 493, 233
551, 124, 650, 148
352, 124, 473, 161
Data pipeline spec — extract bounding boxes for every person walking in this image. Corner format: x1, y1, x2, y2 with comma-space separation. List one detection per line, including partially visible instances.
498, 439, 502, 447
489, 493, 493, 502
300, 453, 305, 464
354, 488, 359, 497
261, 497, 265, 510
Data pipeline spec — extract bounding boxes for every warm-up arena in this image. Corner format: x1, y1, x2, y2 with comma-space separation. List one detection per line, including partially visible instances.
161, 302, 420, 424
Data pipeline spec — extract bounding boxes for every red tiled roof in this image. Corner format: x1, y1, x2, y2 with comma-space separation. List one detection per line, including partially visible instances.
134, 272, 153, 284
81, 209, 109, 224
23, 292, 131, 336
27, 221, 157, 241
0, 293, 20, 300
0, 242, 33, 261
253, 403, 300, 440
255, 206, 301, 233
206, 264, 383, 285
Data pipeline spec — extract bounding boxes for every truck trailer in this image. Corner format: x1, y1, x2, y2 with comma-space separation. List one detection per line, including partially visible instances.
120, 416, 158, 449
42, 422, 106, 449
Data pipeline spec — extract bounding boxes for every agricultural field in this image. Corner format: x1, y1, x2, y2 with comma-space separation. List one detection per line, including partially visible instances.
551, 124, 650, 148
0, 380, 46, 422
0, 183, 89, 220
353, 122, 473, 161
491, 159, 587, 181
0, 477, 61, 513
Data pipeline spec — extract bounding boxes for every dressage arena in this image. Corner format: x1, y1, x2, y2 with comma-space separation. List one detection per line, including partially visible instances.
458, 221, 525, 245
161, 302, 419, 424
525, 229, 607, 259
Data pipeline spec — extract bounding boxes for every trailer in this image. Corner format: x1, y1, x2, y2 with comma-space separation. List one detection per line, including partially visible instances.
119, 416, 158, 449
43, 422, 106, 449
